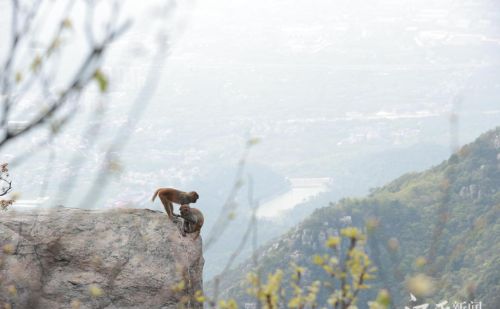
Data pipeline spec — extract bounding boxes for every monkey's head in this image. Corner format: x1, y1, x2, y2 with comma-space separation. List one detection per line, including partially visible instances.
188, 191, 199, 203
180, 204, 191, 216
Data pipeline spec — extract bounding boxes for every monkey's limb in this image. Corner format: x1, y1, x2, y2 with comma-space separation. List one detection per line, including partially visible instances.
158, 195, 174, 219
182, 216, 197, 224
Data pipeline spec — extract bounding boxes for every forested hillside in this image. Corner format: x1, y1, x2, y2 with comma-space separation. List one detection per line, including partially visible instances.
217, 127, 500, 308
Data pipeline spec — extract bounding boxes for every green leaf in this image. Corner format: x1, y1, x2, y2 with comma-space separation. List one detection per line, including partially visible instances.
247, 137, 261, 146
15, 71, 22, 83
93, 69, 108, 93
62, 18, 72, 29
31, 55, 42, 73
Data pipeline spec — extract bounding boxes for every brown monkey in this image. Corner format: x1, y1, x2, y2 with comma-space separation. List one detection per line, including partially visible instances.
151, 188, 199, 220
179, 204, 204, 240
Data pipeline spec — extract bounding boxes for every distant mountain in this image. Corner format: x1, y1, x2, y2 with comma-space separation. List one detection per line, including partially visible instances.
214, 127, 500, 308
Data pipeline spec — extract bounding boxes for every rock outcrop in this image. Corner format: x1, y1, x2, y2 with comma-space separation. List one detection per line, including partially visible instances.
0, 207, 204, 309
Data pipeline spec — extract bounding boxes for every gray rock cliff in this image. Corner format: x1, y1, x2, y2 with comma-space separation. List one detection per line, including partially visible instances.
0, 207, 204, 309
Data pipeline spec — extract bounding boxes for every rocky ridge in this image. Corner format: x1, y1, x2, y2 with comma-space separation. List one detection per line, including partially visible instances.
0, 207, 203, 309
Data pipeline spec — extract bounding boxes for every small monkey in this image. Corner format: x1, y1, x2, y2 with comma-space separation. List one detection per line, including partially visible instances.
151, 188, 199, 220
179, 204, 204, 240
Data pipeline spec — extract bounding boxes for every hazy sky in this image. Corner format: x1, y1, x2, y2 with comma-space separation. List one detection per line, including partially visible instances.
2, 0, 500, 205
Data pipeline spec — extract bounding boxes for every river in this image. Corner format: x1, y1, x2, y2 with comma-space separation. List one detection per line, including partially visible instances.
256, 177, 330, 219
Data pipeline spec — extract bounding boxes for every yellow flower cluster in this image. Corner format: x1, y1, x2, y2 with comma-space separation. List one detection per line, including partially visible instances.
200, 227, 390, 309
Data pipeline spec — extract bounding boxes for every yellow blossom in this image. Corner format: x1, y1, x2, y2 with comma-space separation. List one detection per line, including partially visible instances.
88, 285, 103, 297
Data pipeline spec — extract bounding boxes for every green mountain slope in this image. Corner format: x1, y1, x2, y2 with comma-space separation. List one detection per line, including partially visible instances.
215, 127, 500, 308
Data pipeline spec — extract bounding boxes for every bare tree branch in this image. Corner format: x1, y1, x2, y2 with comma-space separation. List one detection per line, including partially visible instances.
203, 140, 257, 250
0, 27, 125, 149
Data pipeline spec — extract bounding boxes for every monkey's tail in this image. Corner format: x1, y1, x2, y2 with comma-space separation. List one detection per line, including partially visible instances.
151, 188, 161, 202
